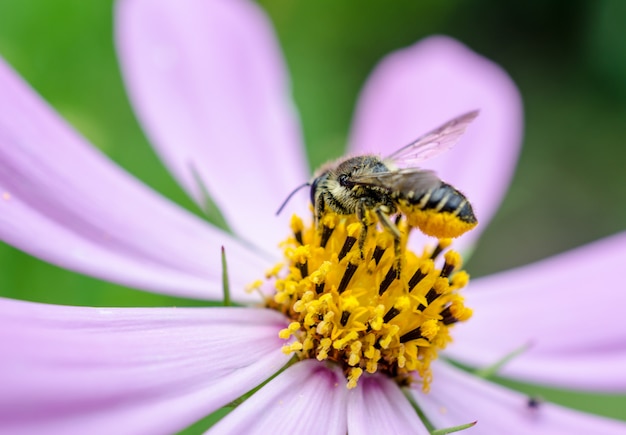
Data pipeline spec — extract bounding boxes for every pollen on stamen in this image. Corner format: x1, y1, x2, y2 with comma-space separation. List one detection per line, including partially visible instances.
260, 211, 472, 391
245, 280, 263, 293
265, 263, 284, 279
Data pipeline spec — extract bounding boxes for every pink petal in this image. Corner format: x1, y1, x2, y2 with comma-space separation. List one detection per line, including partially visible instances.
209, 360, 347, 434
0, 57, 269, 302
0, 298, 290, 435
413, 362, 626, 435
347, 374, 429, 434
116, 0, 309, 250
446, 232, 626, 391
348, 36, 523, 253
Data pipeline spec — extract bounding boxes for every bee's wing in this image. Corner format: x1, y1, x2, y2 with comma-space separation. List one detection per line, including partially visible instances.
350, 168, 441, 194
385, 110, 479, 167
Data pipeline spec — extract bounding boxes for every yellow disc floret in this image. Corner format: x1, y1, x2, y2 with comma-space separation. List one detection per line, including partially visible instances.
262, 212, 472, 390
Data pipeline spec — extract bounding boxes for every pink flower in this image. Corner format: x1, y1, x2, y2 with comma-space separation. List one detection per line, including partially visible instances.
1, 0, 625, 433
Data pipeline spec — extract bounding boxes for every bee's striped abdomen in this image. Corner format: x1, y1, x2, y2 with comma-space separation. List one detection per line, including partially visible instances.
399, 183, 477, 238
414, 183, 476, 224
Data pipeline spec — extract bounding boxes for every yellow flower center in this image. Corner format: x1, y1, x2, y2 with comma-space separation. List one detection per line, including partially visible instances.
261, 212, 472, 391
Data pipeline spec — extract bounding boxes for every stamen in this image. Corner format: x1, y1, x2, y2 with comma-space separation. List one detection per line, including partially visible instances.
338, 236, 357, 261
297, 261, 308, 279
320, 214, 338, 248
440, 301, 472, 325
425, 288, 438, 304
409, 261, 433, 291
399, 327, 423, 343
320, 225, 334, 248
416, 279, 443, 311
372, 246, 386, 265
338, 260, 359, 294
315, 283, 325, 294
290, 215, 305, 245
439, 305, 457, 325
399, 318, 439, 344
441, 251, 461, 278
265, 263, 284, 279
378, 266, 397, 295
430, 238, 452, 260
383, 306, 401, 323
340, 311, 351, 326
262, 212, 472, 391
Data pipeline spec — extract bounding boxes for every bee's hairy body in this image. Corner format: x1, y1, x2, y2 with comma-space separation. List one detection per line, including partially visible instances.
275, 111, 482, 274
312, 155, 476, 241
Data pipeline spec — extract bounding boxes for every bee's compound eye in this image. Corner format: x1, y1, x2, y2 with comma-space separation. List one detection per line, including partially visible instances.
338, 174, 349, 186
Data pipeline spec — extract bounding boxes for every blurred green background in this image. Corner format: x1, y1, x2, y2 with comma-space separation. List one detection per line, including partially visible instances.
0, 0, 625, 431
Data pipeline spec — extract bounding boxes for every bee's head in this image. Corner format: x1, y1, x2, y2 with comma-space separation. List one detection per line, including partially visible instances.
310, 171, 329, 205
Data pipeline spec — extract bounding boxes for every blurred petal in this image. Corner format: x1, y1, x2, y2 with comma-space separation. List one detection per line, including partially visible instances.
347, 374, 429, 434
447, 232, 626, 391
0, 57, 268, 302
116, 0, 309, 250
413, 362, 626, 435
349, 35, 523, 253
0, 298, 290, 435
208, 360, 347, 434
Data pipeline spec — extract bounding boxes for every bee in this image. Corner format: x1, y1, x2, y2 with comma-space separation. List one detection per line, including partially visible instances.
278, 110, 479, 271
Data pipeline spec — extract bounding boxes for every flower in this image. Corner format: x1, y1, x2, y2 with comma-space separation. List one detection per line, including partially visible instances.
1, 0, 625, 433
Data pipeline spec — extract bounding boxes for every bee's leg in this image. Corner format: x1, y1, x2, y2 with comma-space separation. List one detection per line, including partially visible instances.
355, 200, 370, 259
315, 194, 337, 248
314, 194, 326, 229
375, 207, 402, 277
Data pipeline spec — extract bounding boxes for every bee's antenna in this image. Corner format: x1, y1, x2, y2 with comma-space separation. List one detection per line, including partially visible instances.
276, 182, 310, 216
